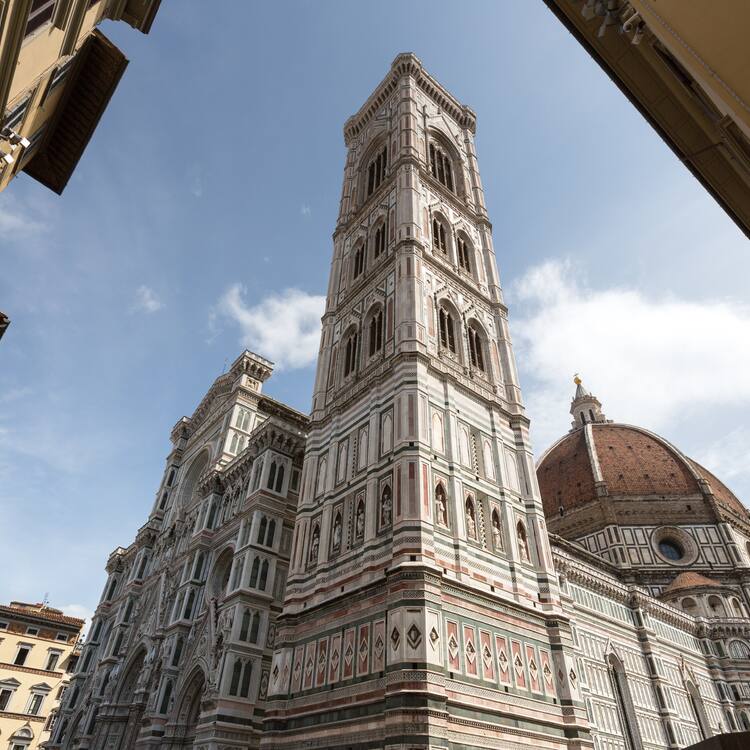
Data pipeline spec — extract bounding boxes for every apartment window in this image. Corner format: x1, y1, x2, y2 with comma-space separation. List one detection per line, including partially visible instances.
0, 620, 8, 630
26, 627, 39, 636
0, 688, 13, 710
66, 654, 79, 673
27, 692, 44, 716
55, 633, 68, 642
25, 0, 56, 37
45, 651, 61, 671
14, 645, 31, 666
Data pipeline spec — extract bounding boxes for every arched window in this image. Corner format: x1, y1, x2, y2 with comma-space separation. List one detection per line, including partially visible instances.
240, 609, 251, 641
686, 680, 710, 740
741, 711, 750, 731
267, 462, 277, 490
266, 519, 276, 547
159, 680, 173, 714
708, 595, 725, 617
258, 559, 269, 591
343, 330, 359, 377
468, 326, 485, 371
368, 308, 384, 357
366, 144, 387, 198
240, 660, 253, 698
183, 589, 196, 619
123, 599, 134, 622
432, 217, 447, 254
172, 636, 183, 667
465, 496, 477, 539
229, 658, 243, 695
316, 458, 327, 496
516, 522, 530, 563
681, 597, 699, 615
429, 142, 454, 192
607, 653, 642, 750
257, 516, 268, 544
352, 243, 365, 279
105, 577, 118, 601
457, 235, 471, 272
248, 557, 260, 588
728, 640, 750, 659
372, 221, 386, 258
438, 307, 456, 353
730, 597, 744, 617
249, 612, 261, 643
275, 464, 285, 493
435, 483, 448, 527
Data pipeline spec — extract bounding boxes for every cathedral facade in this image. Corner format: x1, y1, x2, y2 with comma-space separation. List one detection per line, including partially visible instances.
49, 54, 750, 750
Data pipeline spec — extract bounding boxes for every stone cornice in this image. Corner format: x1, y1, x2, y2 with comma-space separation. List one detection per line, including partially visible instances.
343, 53, 476, 146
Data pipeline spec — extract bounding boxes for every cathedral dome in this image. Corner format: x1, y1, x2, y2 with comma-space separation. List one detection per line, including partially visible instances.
536, 380, 748, 534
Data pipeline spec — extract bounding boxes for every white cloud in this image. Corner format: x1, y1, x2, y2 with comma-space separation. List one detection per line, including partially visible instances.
697, 427, 750, 483
510, 259, 750, 453
301, 203, 311, 217
0, 197, 47, 235
132, 285, 164, 314
215, 285, 325, 369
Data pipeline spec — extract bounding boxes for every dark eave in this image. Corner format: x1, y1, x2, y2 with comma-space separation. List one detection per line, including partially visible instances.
22, 30, 128, 195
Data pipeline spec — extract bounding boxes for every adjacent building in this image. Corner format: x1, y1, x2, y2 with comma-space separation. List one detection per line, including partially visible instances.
51, 54, 750, 750
0, 0, 161, 194
542, 0, 750, 239
0, 601, 84, 750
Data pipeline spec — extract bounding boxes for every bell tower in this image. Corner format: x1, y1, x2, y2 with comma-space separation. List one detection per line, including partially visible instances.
263, 54, 590, 750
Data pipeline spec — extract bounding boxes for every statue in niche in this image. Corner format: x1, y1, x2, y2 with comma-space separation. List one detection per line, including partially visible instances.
435, 486, 448, 526
517, 523, 530, 562
332, 513, 342, 551
309, 526, 320, 562
492, 512, 502, 550
380, 486, 392, 528
465, 501, 477, 539
355, 501, 365, 539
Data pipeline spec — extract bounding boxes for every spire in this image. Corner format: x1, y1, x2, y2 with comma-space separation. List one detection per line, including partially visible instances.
570, 374, 608, 429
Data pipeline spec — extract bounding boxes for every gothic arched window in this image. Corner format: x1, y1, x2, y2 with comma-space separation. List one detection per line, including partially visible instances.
249, 611, 261, 643
275, 464, 285, 493
229, 658, 243, 695
432, 217, 447, 254
368, 308, 383, 357
468, 326, 485, 371
429, 142, 454, 192
343, 330, 359, 378
266, 519, 276, 547
352, 243, 365, 279
372, 221, 386, 258
159, 680, 173, 714
248, 557, 260, 588
257, 516, 268, 544
607, 653, 642, 750
240, 609, 252, 641
438, 307, 456, 353
457, 235, 471, 272
267, 461, 277, 490
258, 559, 269, 591
366, 144, 387, 198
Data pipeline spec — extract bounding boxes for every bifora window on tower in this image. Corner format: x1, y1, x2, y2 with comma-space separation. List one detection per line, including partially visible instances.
429, 141, 454, 192
366, 144, 387, 198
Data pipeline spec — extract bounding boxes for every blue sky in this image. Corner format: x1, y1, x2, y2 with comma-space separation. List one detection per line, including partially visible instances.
2, 0, 749, 625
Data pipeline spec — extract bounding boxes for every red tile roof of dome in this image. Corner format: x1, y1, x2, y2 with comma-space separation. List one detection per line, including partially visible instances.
537, 423, 748, 520
662, 571, 723, 594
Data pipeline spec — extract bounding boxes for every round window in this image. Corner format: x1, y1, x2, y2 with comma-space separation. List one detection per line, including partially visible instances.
658, 539, 684, 561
